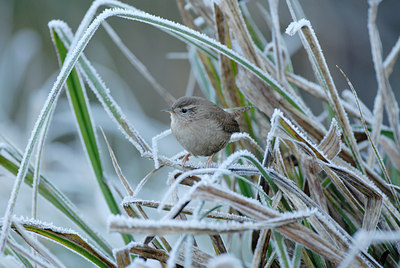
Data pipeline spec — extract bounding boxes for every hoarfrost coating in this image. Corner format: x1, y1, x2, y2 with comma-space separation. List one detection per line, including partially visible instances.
152, 129, 172, 169
50, 22, 151, 156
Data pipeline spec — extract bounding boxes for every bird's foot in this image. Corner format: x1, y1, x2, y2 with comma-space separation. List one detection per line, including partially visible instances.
205, 153, 215, 168
181, 153, 191, 171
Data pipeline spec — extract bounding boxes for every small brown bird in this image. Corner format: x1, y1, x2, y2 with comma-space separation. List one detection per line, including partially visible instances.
163, 96, 250, 169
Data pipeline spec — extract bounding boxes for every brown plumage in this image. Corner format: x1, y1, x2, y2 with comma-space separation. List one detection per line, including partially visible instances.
164, 96, 250, 169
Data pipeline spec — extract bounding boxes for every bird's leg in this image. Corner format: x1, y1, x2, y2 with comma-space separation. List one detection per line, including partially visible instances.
182, 153, 191, 171
205, 153, 215, 168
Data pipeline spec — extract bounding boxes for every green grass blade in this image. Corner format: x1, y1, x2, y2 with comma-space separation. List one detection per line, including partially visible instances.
272, 230, 290, 268
12, 223, 116, 268
291, 243, 303, 268
0, 148, 113, 258
63, 6, 305, 114
51, 29, 132, 244
49, 21, 150, 156
117, 10, 304, 113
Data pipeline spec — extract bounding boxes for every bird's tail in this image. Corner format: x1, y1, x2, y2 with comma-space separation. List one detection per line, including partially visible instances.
230, 106, 252, 118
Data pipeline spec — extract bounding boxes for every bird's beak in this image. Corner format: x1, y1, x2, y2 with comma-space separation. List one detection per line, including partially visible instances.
161, 108, 174, 113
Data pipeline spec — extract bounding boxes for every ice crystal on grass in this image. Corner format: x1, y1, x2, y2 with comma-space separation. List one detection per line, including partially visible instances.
112, 241, 137, 257
151, 129, 171, 169
109, 209, 317, 236
208, 254, 242, 268
160, 168, 222, 211
285, 18, 310, 36
159, 174, 205, 213
50, 21, 152, 156
71, 0, 138, 51
339, 230, 400, 268
210, 150, 257, 182
11, 216, 77, 235
127, 258, 162, 268
166, 235, 186, 268
269, 109, 331, 162
230, 132, 264, 153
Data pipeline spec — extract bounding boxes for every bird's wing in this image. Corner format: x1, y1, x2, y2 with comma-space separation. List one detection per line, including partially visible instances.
223, 117, 240, 133
200, 105, 241, 134
218, 113, 240, 133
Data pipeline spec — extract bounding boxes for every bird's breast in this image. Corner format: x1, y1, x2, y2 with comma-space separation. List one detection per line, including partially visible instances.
171, 118, 231, 156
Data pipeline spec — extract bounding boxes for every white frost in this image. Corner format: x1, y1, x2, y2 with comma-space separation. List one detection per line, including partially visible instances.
208, 254, 243, 268
11, 216, 76, 235
339, 230, 400, 268
193, 17, 205, 27
271, 109, 331, 162
152, 129, 171, 169
285, 18, 310, 36
127, 258, 162, 268
210, 150, 258, 183
230, 132, 264, 153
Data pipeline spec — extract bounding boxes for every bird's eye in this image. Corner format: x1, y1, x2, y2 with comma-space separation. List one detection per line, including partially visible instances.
181, 108, 188, 113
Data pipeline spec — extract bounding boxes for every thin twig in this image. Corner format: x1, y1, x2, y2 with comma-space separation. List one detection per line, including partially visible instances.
337, 65, 400, 210
101, 21, 176, 105
368, 0, 400, 151
100, 127, 134, 196
286, 19, 365, 174
384, 35, 400, 77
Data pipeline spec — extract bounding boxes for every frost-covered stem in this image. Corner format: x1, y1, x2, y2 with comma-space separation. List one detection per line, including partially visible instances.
338, 66, 400, 211
251, 229, 269, 268
101, 21, 176, 105
286, 72, 373, 123
53, 20, 152, 155
367, 0, 400, 159
367, 0, 385, 167
286, 72, 325, 100
132, 168, 161, 198
166, 235, 186, 268
273, 230, 290, 268
32, 107, 53, 219
159, 169, 212, 213
286, 20, 365, 174
337, 230, 400, 268
285, 0, 306, 21
71, 0, 136, 51
78, 58, 151, 155
184, 235, 194, 268
31, 105, 54, 264
264, 250, 277, 268
151, 129, 172, 169
230, 132, 265, 154
384, 35, 400, 76
367, 93, 384, 166
217, 0, 266, 70
269, 0, 285, 82
100, 127, 134, 196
